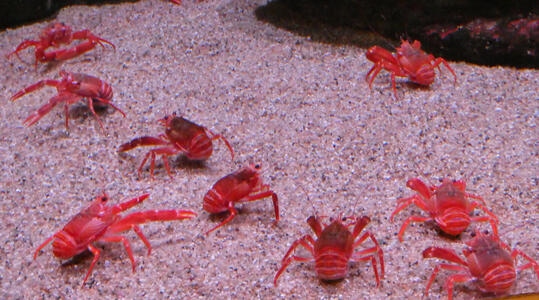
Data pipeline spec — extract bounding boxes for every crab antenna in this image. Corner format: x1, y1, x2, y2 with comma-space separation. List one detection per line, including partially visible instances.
459, 150, 487, 191
298, 183, 317, 219
349, 180, 364, 217
409, 156, 437, 187
366, 23, 398, 50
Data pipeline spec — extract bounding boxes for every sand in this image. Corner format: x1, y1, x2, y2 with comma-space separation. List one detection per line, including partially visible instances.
0, 0, 537, 299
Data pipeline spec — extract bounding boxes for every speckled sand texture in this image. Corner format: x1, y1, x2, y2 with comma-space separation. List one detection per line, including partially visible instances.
0, 0, 537, 299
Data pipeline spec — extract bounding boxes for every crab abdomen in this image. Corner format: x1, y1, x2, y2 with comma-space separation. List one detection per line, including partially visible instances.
314, 248, 350, 281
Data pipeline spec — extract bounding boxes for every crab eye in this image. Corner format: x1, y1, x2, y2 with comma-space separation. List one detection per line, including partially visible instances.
470, 232, 476, 237
254, 164, 261, 169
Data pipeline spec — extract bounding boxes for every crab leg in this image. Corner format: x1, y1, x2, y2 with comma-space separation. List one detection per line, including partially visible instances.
205, 201, 238, 235
93, 96, 126, 117
6, 40, 40, 61
510, 248, 539, 277
236, 188, 279, 221
274, 234, 316, 286
423, 263, 471, 300
432, 57, 457, 84
206, 130, 235, 160
34, 234, 57, 259
469, 202, 499, 235
82, 244, 102, 286
396, 216, 432, 242
135, 147, 179, 178
351, 253, 381, 286
10, 80, 59, 101
353, 230, 385, 278
391, 194, 430, 221
99, 235, 136, 271
23, 94, 80, 127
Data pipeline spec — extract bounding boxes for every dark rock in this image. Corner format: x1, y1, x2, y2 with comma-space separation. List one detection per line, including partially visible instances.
255, 0, 539, 68
0, 0, 137, 30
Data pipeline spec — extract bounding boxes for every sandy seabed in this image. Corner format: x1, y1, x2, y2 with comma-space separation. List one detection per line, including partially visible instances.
0, 0, 537, 299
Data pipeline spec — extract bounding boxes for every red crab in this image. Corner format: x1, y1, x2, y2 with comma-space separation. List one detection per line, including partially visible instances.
390, 178, 499, 241
7, 23, 115, 70
422, 230, 539, 300
10, 70, 125, 130
118, 114, 234, 178
274, 215, 384, 286
203, 164, 278, 235
34, 192, 197, 286
365, 40, 457, 99
168, 0, 203, 4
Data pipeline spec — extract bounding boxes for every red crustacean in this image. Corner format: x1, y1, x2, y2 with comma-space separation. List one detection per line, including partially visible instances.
118, 113, 234, 178
422, 230, 539, 300
365, 39, 457, 99
168, 0, 204, 5
9, 70, 126, 130
274, 215, 384, 286
34, 192, 197, 286
7, 23, 115, 70
203, 164, 278, 235
391, 178, 499, 241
